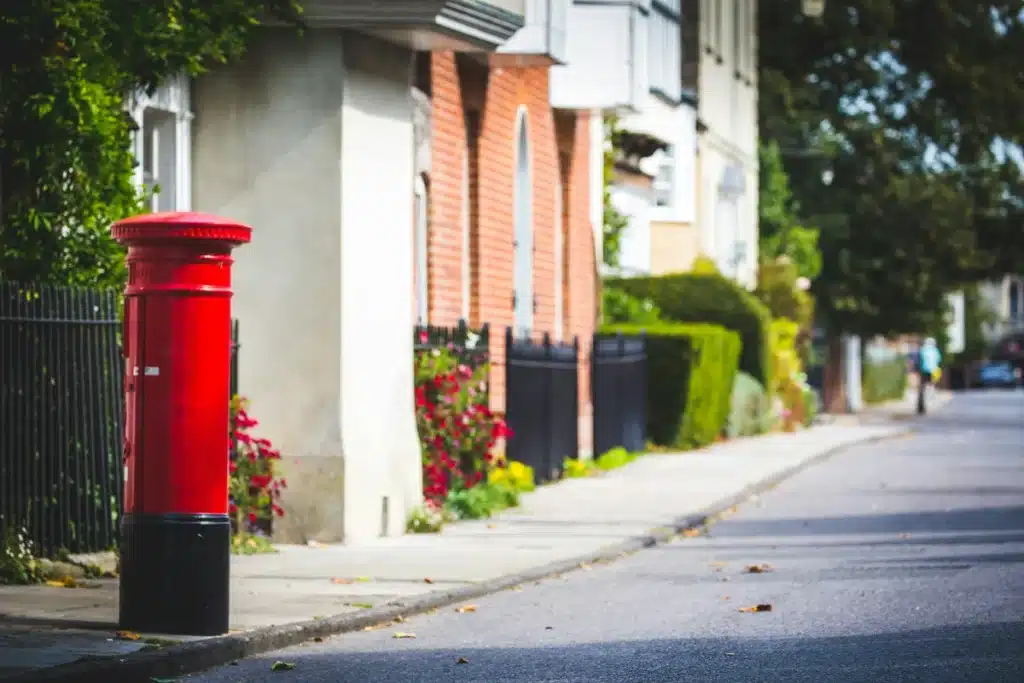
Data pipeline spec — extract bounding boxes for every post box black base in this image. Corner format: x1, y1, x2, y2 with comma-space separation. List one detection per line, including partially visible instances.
119, 513, 231, 636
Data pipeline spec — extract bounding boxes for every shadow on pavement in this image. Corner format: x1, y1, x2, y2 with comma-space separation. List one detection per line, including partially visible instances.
208, 621, 1024, 683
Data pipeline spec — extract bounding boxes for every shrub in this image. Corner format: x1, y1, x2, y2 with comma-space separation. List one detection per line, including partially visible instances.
487, 460, 536, 493
601, 287, 663, 325
603, 323, 741, 449
863, 357, 908, 404
607, 273, 772, 390
769, 320, 810, 430
444, 482, 519, 521
726, 372, 776, 438
756, 258, 815, 332
414, 343, 511, 509
594, 447, 638, 470
1, 526, 43, 585
229, 397, 285, 545
690, 255, 720, 275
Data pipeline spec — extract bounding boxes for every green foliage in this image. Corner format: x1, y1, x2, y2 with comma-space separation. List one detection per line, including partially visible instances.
690, 255, 721, 275
756, 257, 815, 331
594, 447, 639, 471
563, 458, 594, 478
487, 460, 536, 493
601, 116, 630, 267
608, 273, 773, 390
601, 287, 663, 325
801, 386, 820, 426
604, 323, 741, 450
443, 482, 519, 521
862, 357, 909, 404
758, 141, 822, 280
1, 526, 43, 585
726, 372, 776, 439
0, 1, 302, 286
760, 2, 1024, 338
230, 534, 277, 556
406, 505, 451, 534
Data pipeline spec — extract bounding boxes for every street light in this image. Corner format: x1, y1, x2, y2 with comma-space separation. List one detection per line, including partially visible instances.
802, 0, 825, 18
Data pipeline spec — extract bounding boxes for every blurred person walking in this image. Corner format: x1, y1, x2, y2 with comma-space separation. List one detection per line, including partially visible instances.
916, 337, 942, 414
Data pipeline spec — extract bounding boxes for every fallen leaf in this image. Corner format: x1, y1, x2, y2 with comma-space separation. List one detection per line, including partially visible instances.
455, 604, 478, 613
545, 626, 553, 630
745, 564, 772, 574
392, 632, 417, 639
348, 602, 373, 609
331, 577, 354, 585
487, 523, 496, 529
356, 576, 371, 582
394, 615, 408, 623
271, 661, 296, 671
738, 604, 773, 613
456, 657, 469, 664
307, 540, 326, 548
682, 528, 701, 538
722, 596, 730, 601
578, 562, 591, 570
710, 562, 728, 568
423, 578, 434, 584
115, 631, 141, 641
313, 637, 324, 643
899, 533, 911, 539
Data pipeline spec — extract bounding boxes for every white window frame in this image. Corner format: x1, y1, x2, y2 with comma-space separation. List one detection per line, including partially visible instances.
512, 106, 534, 335
414, 174, 430, 324
648, 1, 683, 102
127, 73, 192, 212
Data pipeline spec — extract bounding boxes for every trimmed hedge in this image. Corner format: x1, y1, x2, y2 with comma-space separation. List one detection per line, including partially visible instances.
603, 323, 741, 450
607, 273, 773, 390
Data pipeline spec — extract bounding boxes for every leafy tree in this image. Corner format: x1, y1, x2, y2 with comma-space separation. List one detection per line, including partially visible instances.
758, 140, 821, 281
601, 116, 630, 268
759, 1, 1024, 338
0, 0, 302, 287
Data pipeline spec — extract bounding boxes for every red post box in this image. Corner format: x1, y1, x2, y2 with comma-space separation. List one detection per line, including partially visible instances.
112, 212, 251, 636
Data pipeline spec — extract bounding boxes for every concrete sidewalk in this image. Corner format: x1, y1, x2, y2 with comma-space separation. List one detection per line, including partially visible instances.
0, 423, 903, 681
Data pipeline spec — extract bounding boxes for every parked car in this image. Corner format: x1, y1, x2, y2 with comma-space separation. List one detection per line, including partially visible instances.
976, 361, 1019, 389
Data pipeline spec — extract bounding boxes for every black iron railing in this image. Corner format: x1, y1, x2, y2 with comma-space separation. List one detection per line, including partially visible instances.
504, 329, 579, 484
591, 333, 647, 457
0, 281, 124, 557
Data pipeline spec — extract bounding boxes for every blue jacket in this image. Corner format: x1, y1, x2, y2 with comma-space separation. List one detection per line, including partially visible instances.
919, 345, 941, 374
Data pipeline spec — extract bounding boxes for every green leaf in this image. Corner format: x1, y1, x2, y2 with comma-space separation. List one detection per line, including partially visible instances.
271, 661, 296, 672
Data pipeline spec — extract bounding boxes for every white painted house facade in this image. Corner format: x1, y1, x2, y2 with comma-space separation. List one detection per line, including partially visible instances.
550, 0, 700, 276
684, 0, 759, 287
130, 1, 539, 544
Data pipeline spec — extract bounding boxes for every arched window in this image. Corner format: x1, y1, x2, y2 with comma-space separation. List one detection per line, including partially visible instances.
414, 174, 430, 324
513, 108, 534, 333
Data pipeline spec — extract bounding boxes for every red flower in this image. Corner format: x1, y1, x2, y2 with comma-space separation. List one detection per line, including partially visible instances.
248, 512, 258, 524
272, 504, 285, 517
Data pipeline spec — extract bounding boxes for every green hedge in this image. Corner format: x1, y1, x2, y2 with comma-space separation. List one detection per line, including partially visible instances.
603, 323, 741, 450
606, 273, 772, 390
863, 357, 908, 404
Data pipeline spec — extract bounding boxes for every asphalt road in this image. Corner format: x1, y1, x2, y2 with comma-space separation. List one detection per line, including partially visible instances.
187, 390, 1024, 683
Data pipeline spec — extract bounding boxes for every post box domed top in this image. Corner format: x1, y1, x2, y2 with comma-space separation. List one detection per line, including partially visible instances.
111, 212, 252, 246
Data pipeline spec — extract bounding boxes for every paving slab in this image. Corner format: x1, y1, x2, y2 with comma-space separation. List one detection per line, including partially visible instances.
0, 423, 903, 681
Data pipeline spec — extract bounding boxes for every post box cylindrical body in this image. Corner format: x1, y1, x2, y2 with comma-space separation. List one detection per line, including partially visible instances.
112, 212, 251, 636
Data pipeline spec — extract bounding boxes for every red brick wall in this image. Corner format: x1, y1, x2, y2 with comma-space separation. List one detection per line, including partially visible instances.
427, 53, 468, 325
425, 53, 597, 452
